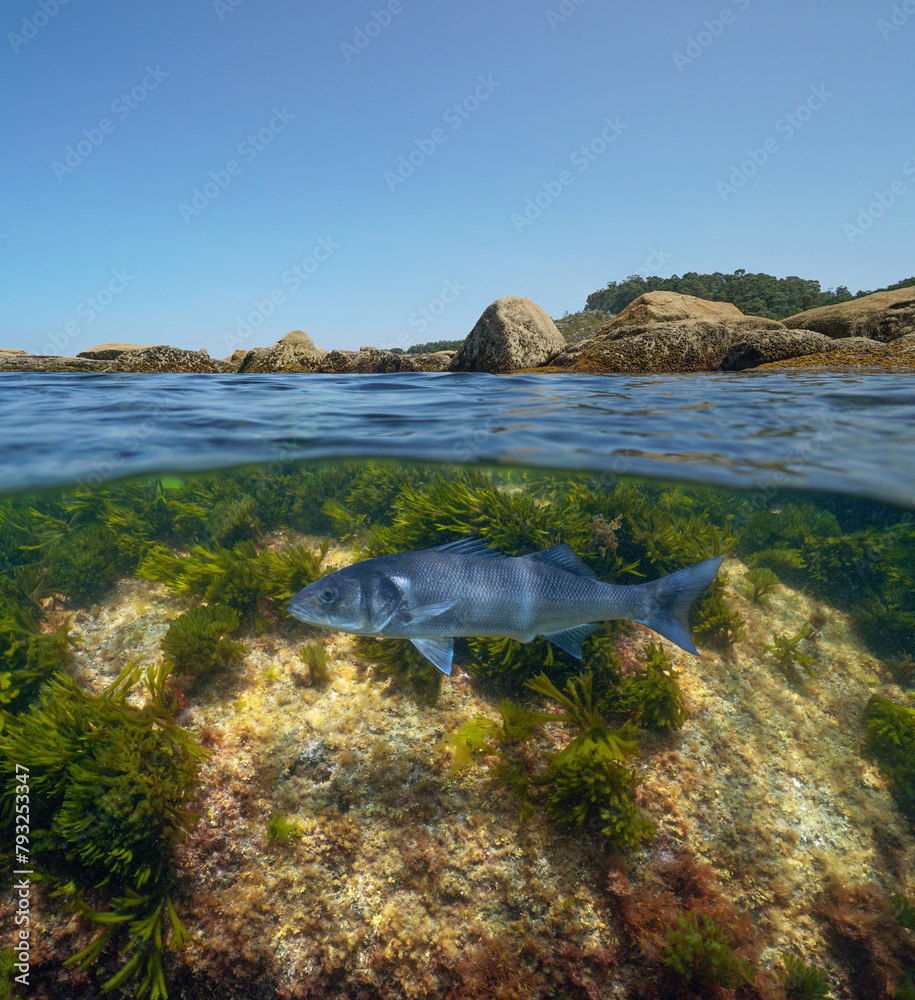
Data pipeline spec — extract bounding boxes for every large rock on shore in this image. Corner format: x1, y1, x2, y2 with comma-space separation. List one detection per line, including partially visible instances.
102, 346, 234, 373
783, 286, 915, 342
553, 316, 785, 374
606, 290, 744, 329
757, 338, 915, 370
722, 331, 893, 371
452, 296, 566, 373
237, 330, 328, 373
412, 350, 456, 372
239, 341, 325, 373
0, 352, 106, 372
318, 349, 421, 374
721, 329, 840, 371
276, 330, 327, 355
78, 342, 156, 360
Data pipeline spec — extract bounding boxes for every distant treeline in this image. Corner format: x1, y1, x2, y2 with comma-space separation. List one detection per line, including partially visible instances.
584, 271, 915, 320
391, 339, 463, 355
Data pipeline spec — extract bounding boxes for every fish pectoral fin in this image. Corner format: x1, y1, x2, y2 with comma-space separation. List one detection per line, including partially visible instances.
541, 623, 600, 658
525, 544, 596, 579
410, 637, 455, 676
401, 600, 458, 624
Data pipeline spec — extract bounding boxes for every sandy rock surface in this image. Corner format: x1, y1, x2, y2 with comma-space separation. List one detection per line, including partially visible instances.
452, 296, 567, 373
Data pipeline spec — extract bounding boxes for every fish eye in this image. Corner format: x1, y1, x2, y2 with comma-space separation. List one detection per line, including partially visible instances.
319, 587, 336, 604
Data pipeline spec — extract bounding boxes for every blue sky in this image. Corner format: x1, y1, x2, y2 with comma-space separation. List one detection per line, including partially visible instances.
2, 0, 912, 357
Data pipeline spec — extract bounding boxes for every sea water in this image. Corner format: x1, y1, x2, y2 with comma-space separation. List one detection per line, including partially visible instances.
1, 371, 913, 1000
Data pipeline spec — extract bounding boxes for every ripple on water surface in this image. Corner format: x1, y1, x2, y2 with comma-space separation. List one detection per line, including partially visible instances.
1, 370, 914, 506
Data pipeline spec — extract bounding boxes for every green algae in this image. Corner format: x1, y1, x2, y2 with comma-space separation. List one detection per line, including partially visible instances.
661, 910, 755, 988
0, 578, 76, 715
738, 499, 915, 660
763, 621, 819, 679
893, 893, 915, 931
612, 641, 687, 732
865, 695, 915, 818
0, 661, 207, 998
743, 565, 780, 603
299, 642, 331, 687
138, 538, 328, 628
161, 604, 244, 674
781, 953, 833, 998
442, 670, 655, 848
266, 813, 304, 842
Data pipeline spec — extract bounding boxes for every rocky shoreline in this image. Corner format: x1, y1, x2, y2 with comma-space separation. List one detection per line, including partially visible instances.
3, 287, 914, 375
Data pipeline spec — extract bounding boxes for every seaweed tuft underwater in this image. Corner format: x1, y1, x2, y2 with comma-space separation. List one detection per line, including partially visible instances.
1, 462, 914, 999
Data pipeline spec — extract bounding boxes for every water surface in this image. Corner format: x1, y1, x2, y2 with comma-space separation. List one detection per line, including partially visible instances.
2, 370, 915, 507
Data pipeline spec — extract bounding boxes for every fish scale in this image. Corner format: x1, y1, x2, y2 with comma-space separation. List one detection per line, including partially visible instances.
289, 536, 723, 676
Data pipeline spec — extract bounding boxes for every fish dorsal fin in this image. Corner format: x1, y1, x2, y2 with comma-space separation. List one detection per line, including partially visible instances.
428, 536, 504, 558
410, 637, 455, 675
526, 544, 596, 578
541, 623, 600, 658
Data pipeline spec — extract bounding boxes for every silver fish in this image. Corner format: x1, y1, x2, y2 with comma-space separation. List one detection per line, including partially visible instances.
288, 537, 723, 676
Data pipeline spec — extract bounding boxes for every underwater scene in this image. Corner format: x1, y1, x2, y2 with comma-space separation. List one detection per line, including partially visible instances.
1, 460, 914, 1000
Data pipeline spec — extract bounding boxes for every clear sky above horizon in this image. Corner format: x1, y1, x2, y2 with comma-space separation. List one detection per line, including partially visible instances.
2, 0, 912, 358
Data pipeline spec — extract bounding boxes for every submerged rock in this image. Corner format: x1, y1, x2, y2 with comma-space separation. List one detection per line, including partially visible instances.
452, 296, 566, 372
783, 285, 915, 342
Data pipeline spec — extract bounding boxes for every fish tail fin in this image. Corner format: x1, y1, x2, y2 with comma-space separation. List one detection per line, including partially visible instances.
638, 557, 724, 656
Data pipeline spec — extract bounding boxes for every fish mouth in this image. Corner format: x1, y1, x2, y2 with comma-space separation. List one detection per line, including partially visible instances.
287, 599, 317, 625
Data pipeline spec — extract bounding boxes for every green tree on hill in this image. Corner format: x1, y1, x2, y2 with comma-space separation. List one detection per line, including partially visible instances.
584, 270, 913, 319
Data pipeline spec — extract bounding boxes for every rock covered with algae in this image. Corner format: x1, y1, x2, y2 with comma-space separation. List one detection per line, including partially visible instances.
2, 474, 914, 1000
3, 541, 911, 1000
